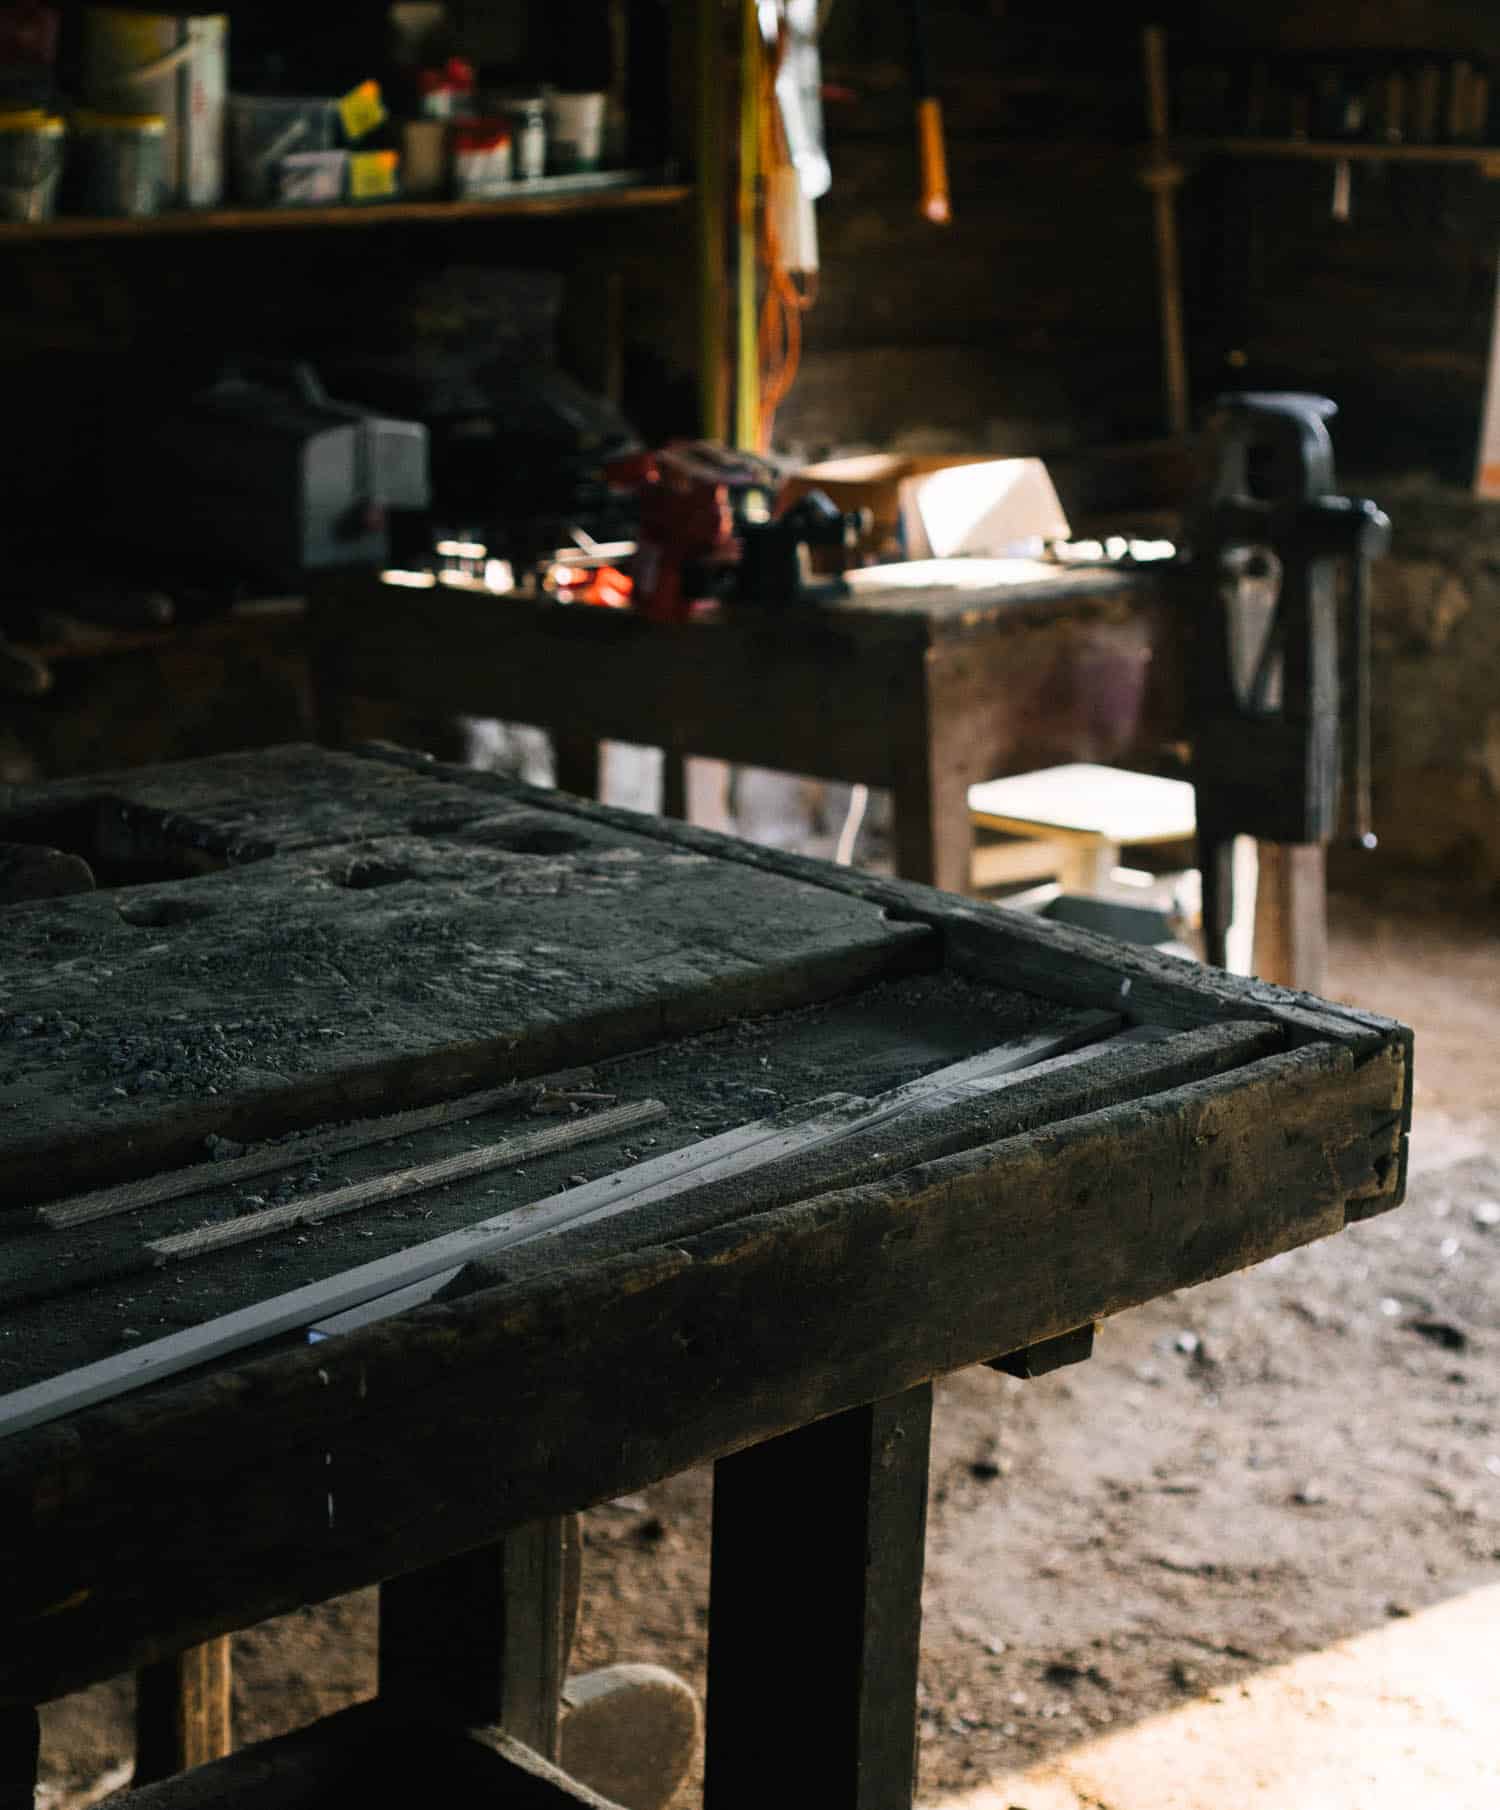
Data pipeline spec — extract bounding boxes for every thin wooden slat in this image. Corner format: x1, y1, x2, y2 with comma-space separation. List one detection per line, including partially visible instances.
144, 1101, 667, 1264
0, 1097, 863, 1440
0, 1020, 1121, 1435
35, 1075, 583, 1231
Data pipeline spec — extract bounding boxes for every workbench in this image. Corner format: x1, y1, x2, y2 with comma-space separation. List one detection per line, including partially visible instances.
0, 744, 1409, 1810
308, 567, 1180, 900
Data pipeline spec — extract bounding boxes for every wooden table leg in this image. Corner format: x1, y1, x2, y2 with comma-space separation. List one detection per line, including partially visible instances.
552, 735, 601, 803
705, 1385, 934, 1810
890, 658, 975, 894
1253, 842, 1327, 995
379, 1519, 575, 1761
1, 1706, 39, 1810
660, 750, 689, 821
134, 1638, 232, 1783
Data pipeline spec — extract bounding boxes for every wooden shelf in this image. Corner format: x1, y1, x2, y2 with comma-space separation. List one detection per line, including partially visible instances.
1187, 136, 1500, 172
0, 179, 692, 245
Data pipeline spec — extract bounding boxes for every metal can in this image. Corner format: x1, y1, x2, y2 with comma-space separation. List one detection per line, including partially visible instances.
509, 95, 546, 180
70, 109, 166, 216
0, 110, 64, 221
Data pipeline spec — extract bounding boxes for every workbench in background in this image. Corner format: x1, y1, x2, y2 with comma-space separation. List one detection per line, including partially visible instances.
311, 568, 1176, 897
0, 744, 1407, 1809
309, 567, 1331, 993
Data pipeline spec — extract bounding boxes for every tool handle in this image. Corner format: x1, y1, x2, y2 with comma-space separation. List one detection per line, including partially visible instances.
916, 96, 951, 223
1143, 23, 1171, 143
907, 0, 951, 224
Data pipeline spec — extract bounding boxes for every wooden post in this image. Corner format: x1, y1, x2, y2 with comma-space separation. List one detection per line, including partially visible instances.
1142, 25, 1190, 437
693, 0, 730, 441
552, 734, 601, 802
379, 1520, 573, 1761
0, 1706, 39, 1810
890, 652, 975, 894
134, 1639, 233, 1784
705, 1385, 934, 1810
1252, 841, 1327, 994
660, 750, 690, 821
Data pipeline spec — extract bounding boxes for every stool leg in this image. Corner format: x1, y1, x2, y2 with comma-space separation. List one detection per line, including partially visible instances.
134, 1638, 232, 1783
0, 1705, 39, 1810
705, 1385, 934, 1810
1059, 838, 1118, 895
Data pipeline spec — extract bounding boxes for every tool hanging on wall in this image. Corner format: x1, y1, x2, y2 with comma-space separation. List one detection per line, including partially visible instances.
906, 0, 949, 222
1188, 393, 1390, 971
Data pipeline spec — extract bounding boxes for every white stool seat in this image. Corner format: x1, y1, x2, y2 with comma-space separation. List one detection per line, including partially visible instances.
967, 764, 1196, 844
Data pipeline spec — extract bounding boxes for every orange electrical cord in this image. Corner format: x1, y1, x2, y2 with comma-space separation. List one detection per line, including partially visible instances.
755, 29, 816, 451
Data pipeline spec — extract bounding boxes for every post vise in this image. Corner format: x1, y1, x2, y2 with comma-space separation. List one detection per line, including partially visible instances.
1188, 393, 1389, 972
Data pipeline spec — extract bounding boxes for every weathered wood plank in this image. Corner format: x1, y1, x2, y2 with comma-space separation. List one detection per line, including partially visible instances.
0, 1038, 1404, 1705
706, 1386, 931, 1810
34, 1073, 590, 1230
144, 1101, 667, 1263
351, 742, 1408, 1065
0, 795, 931, 1207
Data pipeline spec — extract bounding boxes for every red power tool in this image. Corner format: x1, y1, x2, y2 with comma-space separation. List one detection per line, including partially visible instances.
607, 441, 779, 623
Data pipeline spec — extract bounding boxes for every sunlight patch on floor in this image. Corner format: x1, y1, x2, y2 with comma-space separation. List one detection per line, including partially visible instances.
926, 1579, 1500, 1810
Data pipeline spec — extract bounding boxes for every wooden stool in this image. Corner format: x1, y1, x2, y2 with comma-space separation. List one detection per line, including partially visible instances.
968, 763, 1197, 895
968, 764, 1259, 977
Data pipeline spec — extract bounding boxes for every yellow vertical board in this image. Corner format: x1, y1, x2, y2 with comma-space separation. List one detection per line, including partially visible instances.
693, 0, 729, 441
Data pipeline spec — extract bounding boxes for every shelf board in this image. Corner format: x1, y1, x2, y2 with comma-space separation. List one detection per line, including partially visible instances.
1187, 136, 1500, 172
0, 179, 693, 245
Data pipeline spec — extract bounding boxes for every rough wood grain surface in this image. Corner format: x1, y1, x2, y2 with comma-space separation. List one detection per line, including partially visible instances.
352, 743, 1407, 1067
34, 1073, 581, 1231
0, 748, 930, 1205
0, 745, 1411, 1732
0, 1037, 1405, 1704
144, 1100, 667, 1263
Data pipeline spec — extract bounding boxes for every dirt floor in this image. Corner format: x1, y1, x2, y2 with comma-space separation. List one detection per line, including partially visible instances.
35, 871, 1500, 1810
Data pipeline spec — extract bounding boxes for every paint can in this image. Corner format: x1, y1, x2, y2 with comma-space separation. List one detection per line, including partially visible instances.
80, 8, 226, 206
0, 109, 62, 220
452, 118, 511, 197
545, 90, 604, 174
69, 110, 166, 216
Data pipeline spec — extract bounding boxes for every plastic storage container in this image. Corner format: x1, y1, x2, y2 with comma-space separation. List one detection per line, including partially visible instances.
80, 9, 225, 207
0, 108, 62, 219
229, 94, 337, 203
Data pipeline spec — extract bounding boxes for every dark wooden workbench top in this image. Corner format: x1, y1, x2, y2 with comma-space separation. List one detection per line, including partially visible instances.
0, 744, 1409, 1714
